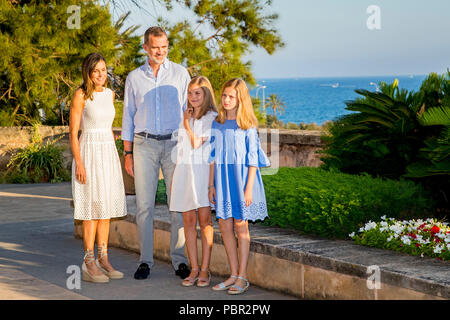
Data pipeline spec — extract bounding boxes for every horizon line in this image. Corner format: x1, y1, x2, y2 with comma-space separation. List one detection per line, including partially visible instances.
254, 73, 431, 80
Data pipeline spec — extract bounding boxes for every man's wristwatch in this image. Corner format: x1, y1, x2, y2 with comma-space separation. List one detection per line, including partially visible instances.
124, 150, 133, 156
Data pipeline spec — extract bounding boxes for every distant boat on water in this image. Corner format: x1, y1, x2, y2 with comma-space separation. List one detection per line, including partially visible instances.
320, 82, 340, 88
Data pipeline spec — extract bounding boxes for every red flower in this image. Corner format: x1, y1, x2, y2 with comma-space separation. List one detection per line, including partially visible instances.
431, 226, 440, 235
415, 243, 420, 248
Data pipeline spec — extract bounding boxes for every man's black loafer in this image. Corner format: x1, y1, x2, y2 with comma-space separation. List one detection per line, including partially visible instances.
175, 263, 191, 279
134, 263, 150, 280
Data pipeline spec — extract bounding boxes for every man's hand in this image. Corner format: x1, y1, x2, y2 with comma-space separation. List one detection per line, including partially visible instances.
125, 155, 134, 177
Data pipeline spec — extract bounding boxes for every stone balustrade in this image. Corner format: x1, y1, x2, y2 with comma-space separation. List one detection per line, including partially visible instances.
0, 126, 325, 171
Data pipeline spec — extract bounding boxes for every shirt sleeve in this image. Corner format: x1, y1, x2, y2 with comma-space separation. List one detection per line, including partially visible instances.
121, 76, 137, 142
181, 69, 191, 113
246, 127, 271, 168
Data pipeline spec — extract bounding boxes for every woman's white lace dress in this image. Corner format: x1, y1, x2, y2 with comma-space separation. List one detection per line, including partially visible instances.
72, 87, 127, 220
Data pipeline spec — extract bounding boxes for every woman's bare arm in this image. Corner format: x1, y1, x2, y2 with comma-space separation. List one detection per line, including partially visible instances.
69, 89, 86, 184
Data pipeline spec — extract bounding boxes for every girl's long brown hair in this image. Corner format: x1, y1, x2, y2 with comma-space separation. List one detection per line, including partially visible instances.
80, 53, 107, 101
189, 76, 218, 119
216, 78, 258, 130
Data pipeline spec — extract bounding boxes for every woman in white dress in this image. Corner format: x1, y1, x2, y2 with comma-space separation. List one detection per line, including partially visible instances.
170, 76, 218, 287
69, 53, 127, 283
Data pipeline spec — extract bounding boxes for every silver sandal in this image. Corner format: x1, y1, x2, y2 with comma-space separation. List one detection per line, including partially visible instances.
212, 275, 238, 291
227, 276, 249, 295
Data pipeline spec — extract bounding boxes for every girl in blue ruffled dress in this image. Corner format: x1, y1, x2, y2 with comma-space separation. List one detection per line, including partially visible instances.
208, 78, 270, 295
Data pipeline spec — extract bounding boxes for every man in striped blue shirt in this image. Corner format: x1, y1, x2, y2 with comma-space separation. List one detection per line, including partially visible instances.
122, 26, 191, 281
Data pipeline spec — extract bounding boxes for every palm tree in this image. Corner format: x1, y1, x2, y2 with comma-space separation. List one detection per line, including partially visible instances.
405, 106, 450, 177
264, 94, 286, 117
320, 81, 426, 178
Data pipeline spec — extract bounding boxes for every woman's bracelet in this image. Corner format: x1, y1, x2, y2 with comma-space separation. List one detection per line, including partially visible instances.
208, 185, 215, 190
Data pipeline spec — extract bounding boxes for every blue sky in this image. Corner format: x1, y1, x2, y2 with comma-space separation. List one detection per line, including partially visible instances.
117, 0, 450, 78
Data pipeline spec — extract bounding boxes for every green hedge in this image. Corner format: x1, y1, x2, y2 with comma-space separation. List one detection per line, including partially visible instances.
261, 167, 433, 239
155, 167, 433, 239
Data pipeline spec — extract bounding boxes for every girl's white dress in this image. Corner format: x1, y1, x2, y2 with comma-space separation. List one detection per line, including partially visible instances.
72, 87, 127, 220
170, 111, 218, 212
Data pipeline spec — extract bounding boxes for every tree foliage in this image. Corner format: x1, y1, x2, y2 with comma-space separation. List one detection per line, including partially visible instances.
0, 0, 283, 126
158, 0, 284, 96
0, 0, 144, 126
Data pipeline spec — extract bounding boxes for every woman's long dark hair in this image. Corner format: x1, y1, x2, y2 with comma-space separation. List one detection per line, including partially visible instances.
80, 53, 107, 101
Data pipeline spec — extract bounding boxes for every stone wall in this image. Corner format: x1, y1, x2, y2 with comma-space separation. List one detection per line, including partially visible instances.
0, 126, 325, 171
0, 126, 72, 170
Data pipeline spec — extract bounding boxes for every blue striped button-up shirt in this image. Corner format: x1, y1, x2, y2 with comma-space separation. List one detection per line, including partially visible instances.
121, 58, 190, 142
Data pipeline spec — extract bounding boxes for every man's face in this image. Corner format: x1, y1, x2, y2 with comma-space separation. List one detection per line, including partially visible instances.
143, 35, 169, 66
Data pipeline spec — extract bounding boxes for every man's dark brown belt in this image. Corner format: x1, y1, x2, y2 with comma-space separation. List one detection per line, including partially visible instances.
136, 132, 173, 141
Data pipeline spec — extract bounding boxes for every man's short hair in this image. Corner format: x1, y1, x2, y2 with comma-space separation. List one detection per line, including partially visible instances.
144, 26, 168, 45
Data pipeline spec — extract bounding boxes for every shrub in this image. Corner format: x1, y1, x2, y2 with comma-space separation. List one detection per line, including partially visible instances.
320, 72, 450, 216
156, 179, 167, 205
262, 167, 433, 239
4, 124, 70, 183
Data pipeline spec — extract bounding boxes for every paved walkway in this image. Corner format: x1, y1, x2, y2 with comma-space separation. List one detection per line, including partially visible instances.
0, 183, 296, 300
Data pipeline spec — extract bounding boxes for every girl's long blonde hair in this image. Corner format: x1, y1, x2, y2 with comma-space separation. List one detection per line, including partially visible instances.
188, 76, 218, 119
216, 78, 258, 130
80, 52, 108, 101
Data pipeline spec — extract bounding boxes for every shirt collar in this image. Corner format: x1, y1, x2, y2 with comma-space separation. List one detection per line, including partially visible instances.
144, 57, 170, 76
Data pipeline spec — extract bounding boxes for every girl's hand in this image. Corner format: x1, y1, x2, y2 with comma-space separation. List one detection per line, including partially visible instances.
208, 186, 216, 205
184, 107, 194, 121
75, 162, 87, 184
244, 187, 253, 207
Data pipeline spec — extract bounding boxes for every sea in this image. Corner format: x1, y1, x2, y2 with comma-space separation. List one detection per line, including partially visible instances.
250, 75, 427, 125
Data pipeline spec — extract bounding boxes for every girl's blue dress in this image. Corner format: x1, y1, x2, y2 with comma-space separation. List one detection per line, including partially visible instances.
209, 119, 270, 222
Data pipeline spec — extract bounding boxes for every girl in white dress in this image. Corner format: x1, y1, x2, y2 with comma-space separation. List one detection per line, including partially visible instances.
69, 53, 127, 283
170, 76, 218, 287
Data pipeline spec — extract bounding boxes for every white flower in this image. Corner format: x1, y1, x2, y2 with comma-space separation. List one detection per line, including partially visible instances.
447, 244, 450, 251
401, 235, 411, 246
380, 221, 388, 228
364, 221, 377, 231
433, 245, 443, 254
389, 224, 404, 234
359, 227, 365, 233
387, 236, 393, 242
381, 215, 387, 221
349, 232, 355, 238
436, 233, 446, 239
